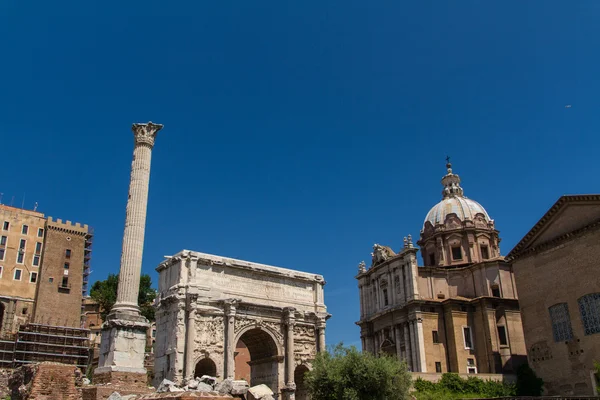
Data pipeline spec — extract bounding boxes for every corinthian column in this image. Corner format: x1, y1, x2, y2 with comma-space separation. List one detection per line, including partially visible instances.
111, 122, 163, 317
185, 293, 198, 382
95, 122, 162, 383
283, 307, 296, 400
224, 299, 239, 379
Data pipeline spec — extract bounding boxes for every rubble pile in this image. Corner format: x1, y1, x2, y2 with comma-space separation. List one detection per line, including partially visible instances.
155, 375, 250, 397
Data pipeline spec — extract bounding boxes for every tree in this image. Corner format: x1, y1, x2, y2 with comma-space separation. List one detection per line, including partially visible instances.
304, 343, 412, 400
90, 273, 157, 321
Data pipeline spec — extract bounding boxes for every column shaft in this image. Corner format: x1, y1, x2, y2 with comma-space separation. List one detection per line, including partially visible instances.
225, 313, 236, 379
185, 305, 196, 380
394, 325, 402, 360
404, 322, 413, 371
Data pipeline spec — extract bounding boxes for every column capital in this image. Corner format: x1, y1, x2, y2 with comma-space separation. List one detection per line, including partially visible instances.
223, 298, 241, 316
283, 307, 296, 324
132, 121, 163, 148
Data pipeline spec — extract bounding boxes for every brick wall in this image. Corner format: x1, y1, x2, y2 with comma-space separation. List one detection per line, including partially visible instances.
27, 363, 81, 400
34, 223, 87, 327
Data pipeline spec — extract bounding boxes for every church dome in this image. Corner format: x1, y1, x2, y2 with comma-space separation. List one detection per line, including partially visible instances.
424, 196, 490, 227
422, 160, 492, 229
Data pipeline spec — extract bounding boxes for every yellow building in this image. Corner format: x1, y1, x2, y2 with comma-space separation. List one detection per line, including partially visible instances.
0, 204, 92, 335
508, 195, 600, 395
356, 161, 527, 376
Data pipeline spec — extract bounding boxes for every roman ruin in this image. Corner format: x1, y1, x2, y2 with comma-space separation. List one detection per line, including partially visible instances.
154, 250, 330, 400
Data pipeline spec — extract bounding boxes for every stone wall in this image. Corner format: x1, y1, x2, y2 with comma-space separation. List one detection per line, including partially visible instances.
512, 227, 600, 396
8, 362, 82, 400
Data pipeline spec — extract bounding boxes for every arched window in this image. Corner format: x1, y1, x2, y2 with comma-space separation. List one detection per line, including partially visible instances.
578, 293, 600, 336
548, 303, 573, 342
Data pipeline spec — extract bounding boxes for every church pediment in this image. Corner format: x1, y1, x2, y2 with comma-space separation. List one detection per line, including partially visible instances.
508, 195, 600, 258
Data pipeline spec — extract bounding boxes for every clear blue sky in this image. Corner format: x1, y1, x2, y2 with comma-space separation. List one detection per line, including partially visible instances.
1, 1, 598, 347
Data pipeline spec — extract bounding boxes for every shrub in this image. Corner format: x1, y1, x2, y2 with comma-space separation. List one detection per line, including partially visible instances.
414, 373, 515, 398
516, 363, 544, 396
304, 343, 412, 400
413, 377, 436, 392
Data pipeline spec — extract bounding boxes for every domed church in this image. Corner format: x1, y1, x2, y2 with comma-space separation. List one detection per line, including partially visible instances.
356, 161, 527, 375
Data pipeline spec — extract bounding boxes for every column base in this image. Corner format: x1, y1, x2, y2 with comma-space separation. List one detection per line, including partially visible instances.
96, 317, 151, 378
281, 384, 296, 400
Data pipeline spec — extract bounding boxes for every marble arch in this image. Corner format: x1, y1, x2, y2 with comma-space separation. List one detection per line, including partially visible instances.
154, 250, 330, 400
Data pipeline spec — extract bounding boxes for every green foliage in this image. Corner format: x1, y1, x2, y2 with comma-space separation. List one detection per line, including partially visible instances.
304, 343, 412, 400
413, 377, 436, 392
594, 361, 600, 384
90, 273, 157, 321
515, 363, 543, 396
414, 373, 515, 399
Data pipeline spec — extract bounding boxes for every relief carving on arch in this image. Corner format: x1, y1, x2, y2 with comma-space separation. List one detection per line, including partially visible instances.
294, 324, 317, 364
195, 316, 224, 348
234, 317, 284, 343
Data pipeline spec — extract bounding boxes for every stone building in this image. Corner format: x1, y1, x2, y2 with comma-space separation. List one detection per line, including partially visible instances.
154, 250, 329, 399
356, 162, 527, 375
507, 195, 600, 396
0, 204, 92, 334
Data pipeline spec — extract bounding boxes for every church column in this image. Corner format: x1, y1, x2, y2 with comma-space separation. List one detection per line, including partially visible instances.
403, 322, 412, 369
394, 325, 402, 360
398, 266, 406, 305
409, 320, 418, 371
415, 317, 428, 372
224, 299, 239, 379
284, 307, 297, 399
184, 293, 198, 382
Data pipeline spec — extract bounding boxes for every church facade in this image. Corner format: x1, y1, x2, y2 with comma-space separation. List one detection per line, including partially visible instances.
356, 162, 527, 375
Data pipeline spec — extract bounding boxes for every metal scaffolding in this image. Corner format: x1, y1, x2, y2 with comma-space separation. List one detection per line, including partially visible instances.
0, 323, 91, 369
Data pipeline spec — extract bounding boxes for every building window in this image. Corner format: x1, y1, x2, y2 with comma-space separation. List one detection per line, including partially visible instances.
480, 245, 489, 260
0, 236, 6, 246
64, 262, 70, 270
35, 242, 42, 254
432, 330, 440, 344
19, 239, 26, 250
61, 276, 69, 287
22, 308, 27, 315
383, 289, 389, 306
65, 249, 71, 258
549, 303, 573, 342
37, 228, 44, 237
2, 221, 9, 231
0, 249, 4, 261
451, 246, 462, 260
30, 272, 37, 283
21, 225, 28, 235
497, 325, 508, 346
32, 255, 40, 266
463, 326, 474, 349
0, 266, 3, 278
467, 358, 477, 373
429, 253, 435, 266
14, 269, 22, 281
578, 293, 600, 336
435, 362, 442, 373
49, 277, 54, 283
16, 252, 24, 264
491, 285, 501, 298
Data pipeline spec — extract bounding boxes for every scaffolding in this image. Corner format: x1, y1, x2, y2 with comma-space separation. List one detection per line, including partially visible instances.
0, 323, 92, 369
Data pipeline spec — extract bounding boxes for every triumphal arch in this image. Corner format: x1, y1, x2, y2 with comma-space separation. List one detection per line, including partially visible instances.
154, 250, 329, 399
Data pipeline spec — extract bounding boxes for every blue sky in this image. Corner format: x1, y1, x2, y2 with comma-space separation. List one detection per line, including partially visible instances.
1, 1, 598, 347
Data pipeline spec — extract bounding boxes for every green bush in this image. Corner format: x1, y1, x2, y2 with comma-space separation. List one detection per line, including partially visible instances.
304, 343, 412, 400
413, 377, 437, 392
516, 363, 544, 396
414, 373, 515, 398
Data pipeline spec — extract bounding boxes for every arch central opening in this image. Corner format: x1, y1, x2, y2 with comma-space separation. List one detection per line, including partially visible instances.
235, 328, 279, 393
